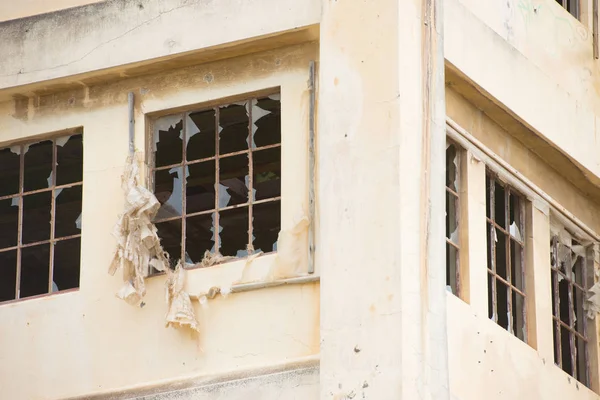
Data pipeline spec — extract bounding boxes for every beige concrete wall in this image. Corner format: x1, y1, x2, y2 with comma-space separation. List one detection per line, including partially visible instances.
0, 43, 319, 400
447, 88, 600, 399
445, 0, 600, 186
0, 0, 105, 22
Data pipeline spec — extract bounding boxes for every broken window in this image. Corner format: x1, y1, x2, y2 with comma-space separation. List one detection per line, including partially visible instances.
150, 94, 281, 268
550, 232, 590, 387
486, 172, 527, 342
0, 132, 83, 303
556, 0, 578, 18
446, 141, 460, 296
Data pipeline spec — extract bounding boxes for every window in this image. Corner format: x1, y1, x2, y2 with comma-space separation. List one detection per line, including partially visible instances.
550, 232, 590, 386
486, 172, 526, 341
556, 0, 579, 18
0, 132, 83, 303
150, 94, 281, 267
446, 141, 460, 295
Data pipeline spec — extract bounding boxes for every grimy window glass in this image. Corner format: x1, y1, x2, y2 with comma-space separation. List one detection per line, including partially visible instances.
151, 94, 281, 267
486, 172, 526, 342
550, 233, 590, 387
0, 131, 83, 303
445, 141, 460, 296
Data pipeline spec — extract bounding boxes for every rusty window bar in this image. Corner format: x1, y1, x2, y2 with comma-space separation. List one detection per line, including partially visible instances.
2, 134, 83, 301
486, 171, 527, 341
551, 236, 590, 386
445, 141, 460, 296
150, 95, 281, 270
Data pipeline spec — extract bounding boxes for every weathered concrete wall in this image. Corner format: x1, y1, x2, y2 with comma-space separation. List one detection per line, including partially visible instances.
0, 0, 320, 91
446, 87, 600, 399
0, 0, 105, 22
445, 0, 600, 188
0, 43, 319, 400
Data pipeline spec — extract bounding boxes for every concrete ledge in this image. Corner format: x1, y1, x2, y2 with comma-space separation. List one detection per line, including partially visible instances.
73, 358, 319, 400
0, 0, 320, 92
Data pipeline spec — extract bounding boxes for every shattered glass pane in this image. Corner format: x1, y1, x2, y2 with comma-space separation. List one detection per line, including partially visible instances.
446, 242, 458, 294
494, 181, 506, 228
252, 97, 281, 148
496, 231, 507, 280
23, 140, 53, 192
20, 244, 50, 298
155, 219, 182, 265
488, 272, 494, 320
559, 278, 570, 325
219, 103, 249, 155
0, 147, 20, 196
253, 147, 281, 201
22, 192, 52, 244
187, 110, 216, 161
445, 144, 458, 192
154, 167, 184, 220
54, 185, 83, 238
219, 154, 249, 207
253, 201, 280, 253
219, 207, 249, 257
445, 191, 458, 243
186, 161, 215, 214
185, 213, 214, 263
53, 237, 81, 291
0, 198, 18, 248
511, 240, 524, 290
56, 134, 83, 185
574, 286, 585, 336
512, 290, 526, 341
551, 270, 558, 317
0, 250, 17, 301
509, 191, 522, 241
154, 116, 183, 168
485, 174, 491, 219
553, 324, 560, 365
496, 278, 509, 330
576, 337, 588, 384
561, 326, 573, 375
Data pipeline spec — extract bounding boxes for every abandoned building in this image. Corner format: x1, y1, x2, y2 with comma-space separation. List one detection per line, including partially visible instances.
2, 0, 600, 399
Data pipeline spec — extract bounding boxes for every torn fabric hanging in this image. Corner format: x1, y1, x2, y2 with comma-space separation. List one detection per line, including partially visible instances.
108, 152, 170, 305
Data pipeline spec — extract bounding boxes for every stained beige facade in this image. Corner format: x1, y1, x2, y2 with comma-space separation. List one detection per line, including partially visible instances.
0, 0, 600, 399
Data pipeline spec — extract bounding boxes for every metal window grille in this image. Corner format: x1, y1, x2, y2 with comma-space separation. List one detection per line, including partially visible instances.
551, 235, 590, 386
446, 141, 460, 296
150, 94, 281, 268
0, 131, 83, 303
486, 172, 527, 342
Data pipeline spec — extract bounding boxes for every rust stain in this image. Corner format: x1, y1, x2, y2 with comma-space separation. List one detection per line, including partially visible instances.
11, 95, 28, 121
334, 77, 339, 86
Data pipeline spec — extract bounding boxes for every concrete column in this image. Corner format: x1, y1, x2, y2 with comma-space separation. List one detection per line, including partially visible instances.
318, 0, 449, 398
526, 204, 553, 360
461, 151, 488, 316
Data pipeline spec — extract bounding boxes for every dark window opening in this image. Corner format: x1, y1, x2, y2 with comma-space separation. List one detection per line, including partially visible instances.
151, 94, 281, 269
556, 0, 579, 18
445, 142, 460, 296
551, 234, 590, 387
0, 132, 83, 303
486, 172, 526, 342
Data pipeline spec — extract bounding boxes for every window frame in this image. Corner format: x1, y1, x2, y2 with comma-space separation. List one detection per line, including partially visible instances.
142, 70, 313, 279
147, 90, 282, 268
445, 139, 461, 297
0, 128, 84, 303
485, 170, 528, 342
550, 224, 593, 387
